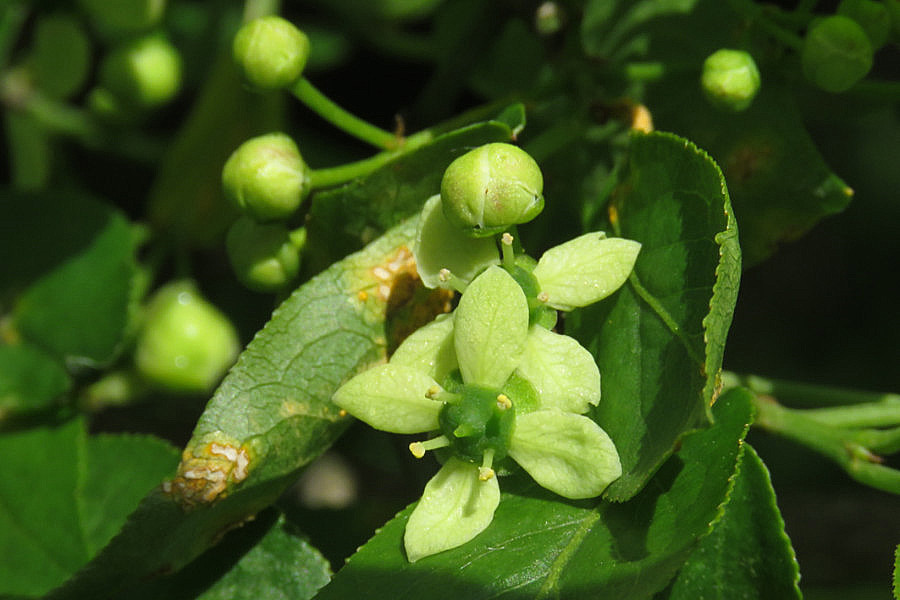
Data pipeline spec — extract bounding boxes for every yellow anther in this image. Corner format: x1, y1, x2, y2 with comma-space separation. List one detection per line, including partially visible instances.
426, 385, 441, 399
501, 232, 514, 246
338, 409, 348, 417
537, 291, 550, 303
478, 466, 496, 481
409, 442, 426, 459
438, 268, 452, 282
496, 394, 512, 410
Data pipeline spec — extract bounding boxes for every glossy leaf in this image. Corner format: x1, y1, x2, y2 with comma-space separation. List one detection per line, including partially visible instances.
0, 419, 178, 598
0, 343, 70, 417
47, 218, 421, 600
571, 131, 741, 501
1, 189, 137, 366
314, 385, 753, 599
661, 444, 802, 599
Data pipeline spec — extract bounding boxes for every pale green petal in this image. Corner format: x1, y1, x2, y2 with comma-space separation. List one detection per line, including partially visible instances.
413, 194, 500, 289
454, 266, 529, 388
509, 411, 621, 499
332, 364, 442, 434
532, 233, 641, 311
516, 325, 601, 414
389, 313, 457, 383
404, 457, 500, 562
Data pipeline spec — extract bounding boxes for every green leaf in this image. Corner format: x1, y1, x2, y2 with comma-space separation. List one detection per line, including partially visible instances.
660, 444, 802, 600
47, 218, 421, 599
1, 189, 138, 366
147, 49, 284, 248
314, 385, 753, 599
572, 131, 741, 501
0, 343, 70, 417
638, 1, 852, 266
0, 419, 178, 598
302, 115, 518, 275
198, 515, 331, 600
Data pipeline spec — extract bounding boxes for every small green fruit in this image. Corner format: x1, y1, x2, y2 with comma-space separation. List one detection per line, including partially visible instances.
99, 34, 182, 108
226, 217, 303, 292
837, 0, 891, 48
802, 16, 873, 93
222, 132, 311, 222
701, 49, 761, 112
135, 281, 240, 393
440, 143, 544, 237
233, 16, 310, 90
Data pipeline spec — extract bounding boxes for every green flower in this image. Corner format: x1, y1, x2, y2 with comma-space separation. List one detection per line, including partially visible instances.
413, 194, 641, 311
332, 266, 622, 561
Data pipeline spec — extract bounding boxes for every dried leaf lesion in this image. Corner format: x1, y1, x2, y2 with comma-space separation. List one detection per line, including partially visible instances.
163, 432, 253, 508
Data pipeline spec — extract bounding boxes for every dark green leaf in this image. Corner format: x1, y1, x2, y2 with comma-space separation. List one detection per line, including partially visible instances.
198, 515, 331, 600
314, 387, 754, 599
0, 419, 178, 598
302, 117, 518, 275
147, 50, 284, 248
0, 343, 70, 417
572, 131, 741, 501
661, 443, 802, 600
1, 189, 137, 366
47, 218, 424, 599
639, 1, 852, 266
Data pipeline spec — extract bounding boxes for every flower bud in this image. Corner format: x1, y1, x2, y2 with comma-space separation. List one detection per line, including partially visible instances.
440, 143, 544, 237
222, 132, 311, 222
226, 217, 303, 292
134, 281, 240, 393
98, 33, 182, 108
233, 16, 310, 90
802, 16, 873, 93
700, 49, 761, 112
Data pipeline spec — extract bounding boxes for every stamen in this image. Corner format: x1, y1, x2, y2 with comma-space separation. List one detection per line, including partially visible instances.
426, 387, 461, 405
479, 449, 496, 481
438, 268, 467, 294
500, 233, 515, 269
496, 394, 512, 410
409, 435, 450, 459
537, 291, 549, 303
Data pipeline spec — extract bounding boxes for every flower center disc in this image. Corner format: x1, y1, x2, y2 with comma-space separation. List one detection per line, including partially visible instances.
438, 384, 515, 463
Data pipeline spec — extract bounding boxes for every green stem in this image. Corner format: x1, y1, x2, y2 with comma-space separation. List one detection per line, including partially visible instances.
727, 0, 805, 49
847, 80, 900, 102
727, 372, 900, 408
290, 77, 401, 150
803, 399, 900, 429
752, 395, 900, 494
846, 426, 900, 455
243, 0, 280, 21
0, 2, 28, 67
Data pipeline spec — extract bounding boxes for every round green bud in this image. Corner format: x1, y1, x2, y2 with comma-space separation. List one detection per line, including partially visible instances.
134, 281, 240, 393
30, 13, 92, 99
837, 0, 891, 48
233, 16, 310, 90
78, 0, 165, 39
535, 2, 564, 36
440, 143, 544, 237
222, 132, 311, 222
802, 16, 873, 93
99, 34, 182, 108
701, 49, 761, 112
226, 217, 303, 292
